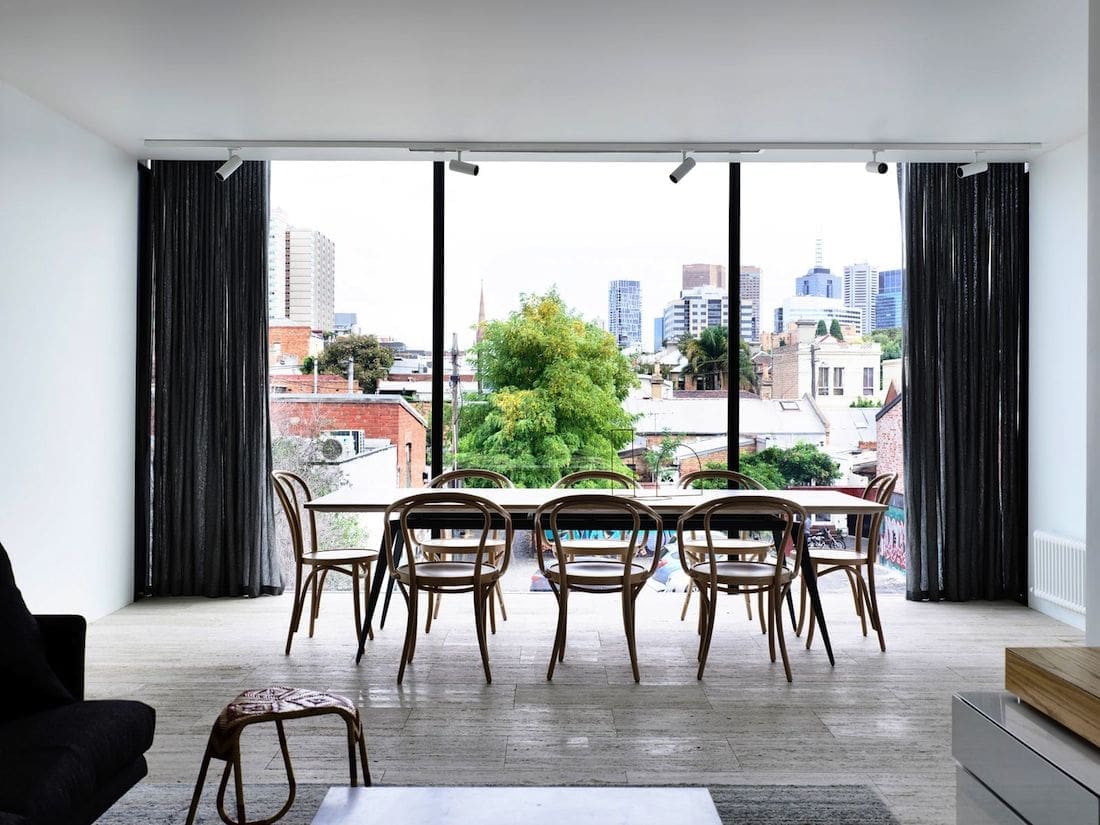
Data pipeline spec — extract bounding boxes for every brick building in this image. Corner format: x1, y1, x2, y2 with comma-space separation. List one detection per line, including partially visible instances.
270, 394, 427, 488
270, 374, 348, 394
268, 319, 322, 370
875, 387, 905, 570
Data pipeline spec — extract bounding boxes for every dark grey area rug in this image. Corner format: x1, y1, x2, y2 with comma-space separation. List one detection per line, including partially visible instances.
97, 783, 899, 824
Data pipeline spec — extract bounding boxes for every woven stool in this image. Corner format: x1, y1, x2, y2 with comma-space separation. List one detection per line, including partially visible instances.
185, 686, 370, 825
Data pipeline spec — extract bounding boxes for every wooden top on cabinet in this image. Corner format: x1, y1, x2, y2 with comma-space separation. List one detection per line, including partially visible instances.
1005, 647, 1100, 749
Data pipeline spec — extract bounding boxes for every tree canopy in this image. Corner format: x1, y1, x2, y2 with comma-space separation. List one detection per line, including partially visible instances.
815, 319, 828, 336
829, 318, 843, 340
745, 442, 841, 486
867, 327, 902, 360
458, 291, 637, 487
314, 334, 394, 394
677, 326, 758, 393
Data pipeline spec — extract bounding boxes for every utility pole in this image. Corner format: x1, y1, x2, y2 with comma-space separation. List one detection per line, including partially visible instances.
313, 357, 319, 394
809, 343, 817, 397
347, 356, 354, 394
450, 333, 461, 471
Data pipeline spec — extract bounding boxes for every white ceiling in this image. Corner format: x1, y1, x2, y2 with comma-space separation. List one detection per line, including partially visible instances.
0, 0, 1087, 162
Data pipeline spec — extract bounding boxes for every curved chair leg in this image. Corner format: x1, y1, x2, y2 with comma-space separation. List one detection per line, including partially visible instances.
696, 585, 718, 680
757, 591, 766, 635
622, 586, 640, 683
215, 740, 248, 825
844, 567, 867, 636
494, 581, 508, 621
680, 583, 693, 621
356, 714, 372, 786
308, 570, 322, 638
766, 588, 776, 662
773, 587, 793, 682
425, 589, 435, 635
744, 592, 753, 621
795, 577, 807, 636
805, 591, 816, 650
397, 584, 416, 684
862, 569, 886, 651
342, 710, 371, 787
488, 583, 497, 635
473, 586, 493, 684
547, 585, 567, 681
285, 564, 306, 656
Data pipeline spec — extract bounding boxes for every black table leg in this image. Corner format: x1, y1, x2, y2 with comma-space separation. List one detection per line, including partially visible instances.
798, 534, 835, 666
379, 544, 402, 631
356, 525, 402, 664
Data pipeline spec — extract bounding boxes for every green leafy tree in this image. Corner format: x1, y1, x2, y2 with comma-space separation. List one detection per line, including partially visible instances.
688, 459, 786, 490
829, 319, 843, 340
679, 326, 729, 390
644, 432, 683, 485
316, 334, 394, 394
738, 340, 758, 394
300, 355, 315, 375
750, 442, 841, 486
458, 291, 637, 487
815, 319, 828, 336
867, 327, 902, 361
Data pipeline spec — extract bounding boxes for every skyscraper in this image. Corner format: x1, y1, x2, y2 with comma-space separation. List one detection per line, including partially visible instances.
740, 265, 761, 341
607, 279, 642, 348
843, 262, 877, 335
682, 263, 727, 290
795, 266, 842, 299
653, 317, 665, 350
876, 268, 905, 329
663, 286, 729, 343
286, 227, 336, 333
267, 208, 290, 320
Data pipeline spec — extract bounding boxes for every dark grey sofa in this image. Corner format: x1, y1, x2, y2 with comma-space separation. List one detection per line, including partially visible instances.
0, 544, 155, 825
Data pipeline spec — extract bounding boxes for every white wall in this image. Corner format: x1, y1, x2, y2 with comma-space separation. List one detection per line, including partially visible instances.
0, 80, 136, 619
1029, 135, 1088, 628
1089, 0, 1100, 645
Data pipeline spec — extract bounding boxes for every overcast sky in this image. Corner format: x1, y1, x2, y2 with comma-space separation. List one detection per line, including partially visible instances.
271, 161, 902, 351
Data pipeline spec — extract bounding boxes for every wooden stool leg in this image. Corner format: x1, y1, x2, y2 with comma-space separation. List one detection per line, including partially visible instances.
184, 748, 215, 825
356, 717, 372, 786
215, 740, 247, 825
271, 720, 297, 822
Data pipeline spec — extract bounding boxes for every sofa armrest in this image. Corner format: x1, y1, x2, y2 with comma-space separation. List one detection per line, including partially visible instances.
34, 614, 86, 700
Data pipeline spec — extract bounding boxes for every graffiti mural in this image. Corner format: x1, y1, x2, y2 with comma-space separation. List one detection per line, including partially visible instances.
876, 491, 906, 571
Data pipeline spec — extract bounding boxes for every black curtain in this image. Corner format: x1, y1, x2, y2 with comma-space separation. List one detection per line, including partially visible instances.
901, 163, 1028, 602
145, 160, 282, 597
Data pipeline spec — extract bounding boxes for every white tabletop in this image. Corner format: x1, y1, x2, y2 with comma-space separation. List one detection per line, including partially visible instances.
311, 786, 721, 825
306, 485, 886, 516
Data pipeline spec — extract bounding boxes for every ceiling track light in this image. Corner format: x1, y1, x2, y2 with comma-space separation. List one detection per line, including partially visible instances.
215, 148, 243, 181
448, 151, 479, 176
865, 151, 888, 175
957, 153, 989, 179
669, 151, 696, 183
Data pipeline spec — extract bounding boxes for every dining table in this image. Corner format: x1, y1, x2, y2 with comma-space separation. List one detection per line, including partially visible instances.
305, 486, 887, 668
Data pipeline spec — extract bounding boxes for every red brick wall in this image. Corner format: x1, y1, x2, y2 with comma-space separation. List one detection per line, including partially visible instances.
269, 324, 312, 363
271, 374, 348, 394
877, 403, 904, 495
271, 398, 426, 487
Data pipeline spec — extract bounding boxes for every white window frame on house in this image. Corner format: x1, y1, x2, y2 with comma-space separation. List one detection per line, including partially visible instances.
817, 366, 829, 396
833, 367, 844, 395
864, 366, 875, 396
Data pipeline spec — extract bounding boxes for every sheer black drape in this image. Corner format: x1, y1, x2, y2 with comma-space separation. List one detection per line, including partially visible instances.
146, 160, 282, 597
900, 163, 1028, 602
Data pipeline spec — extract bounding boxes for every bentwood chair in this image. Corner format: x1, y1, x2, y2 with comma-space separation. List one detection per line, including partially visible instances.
677, 496, 806, 681
552, 469, 638, 491
798, 473, 897, 652
272, 472, 379, 656
424, 469, 514, 633
385, 491, 513, 684
535, 494, 662, 683
677, 470, 770, 633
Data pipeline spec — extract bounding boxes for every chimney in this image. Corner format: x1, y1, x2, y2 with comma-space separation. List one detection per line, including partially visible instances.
650, 374, 664, 400
796, 319, 817, 345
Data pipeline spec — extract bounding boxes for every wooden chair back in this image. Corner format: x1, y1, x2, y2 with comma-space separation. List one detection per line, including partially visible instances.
430, 469, 514, 489
552, 470, 637, 490
678, 469, 764, 490
384, 492, 513, 587
853, 473, 898, 560
676, 495, 807, 589
534, 494, 663, 588
272, 471, 316, 563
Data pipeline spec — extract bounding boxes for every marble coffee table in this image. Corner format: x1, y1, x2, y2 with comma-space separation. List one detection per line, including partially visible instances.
312, 786, 721, 824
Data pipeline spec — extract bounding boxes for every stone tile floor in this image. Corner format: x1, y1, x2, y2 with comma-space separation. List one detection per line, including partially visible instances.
88, 569, 1081, 824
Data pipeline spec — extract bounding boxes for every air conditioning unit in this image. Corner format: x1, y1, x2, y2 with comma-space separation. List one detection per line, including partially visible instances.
319, 430, 364, 462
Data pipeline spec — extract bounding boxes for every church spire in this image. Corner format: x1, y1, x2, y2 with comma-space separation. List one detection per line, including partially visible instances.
475, 280, 487, 343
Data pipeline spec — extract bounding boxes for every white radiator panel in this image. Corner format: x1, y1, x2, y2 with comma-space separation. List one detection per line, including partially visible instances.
1030, 530, 1086, 629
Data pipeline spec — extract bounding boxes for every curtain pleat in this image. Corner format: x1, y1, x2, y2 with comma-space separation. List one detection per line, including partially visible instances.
900, 163, 1028, 602
148, 161, 282, 597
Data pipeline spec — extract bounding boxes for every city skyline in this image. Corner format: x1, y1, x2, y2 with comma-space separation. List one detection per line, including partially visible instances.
271, 161, 903, 350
